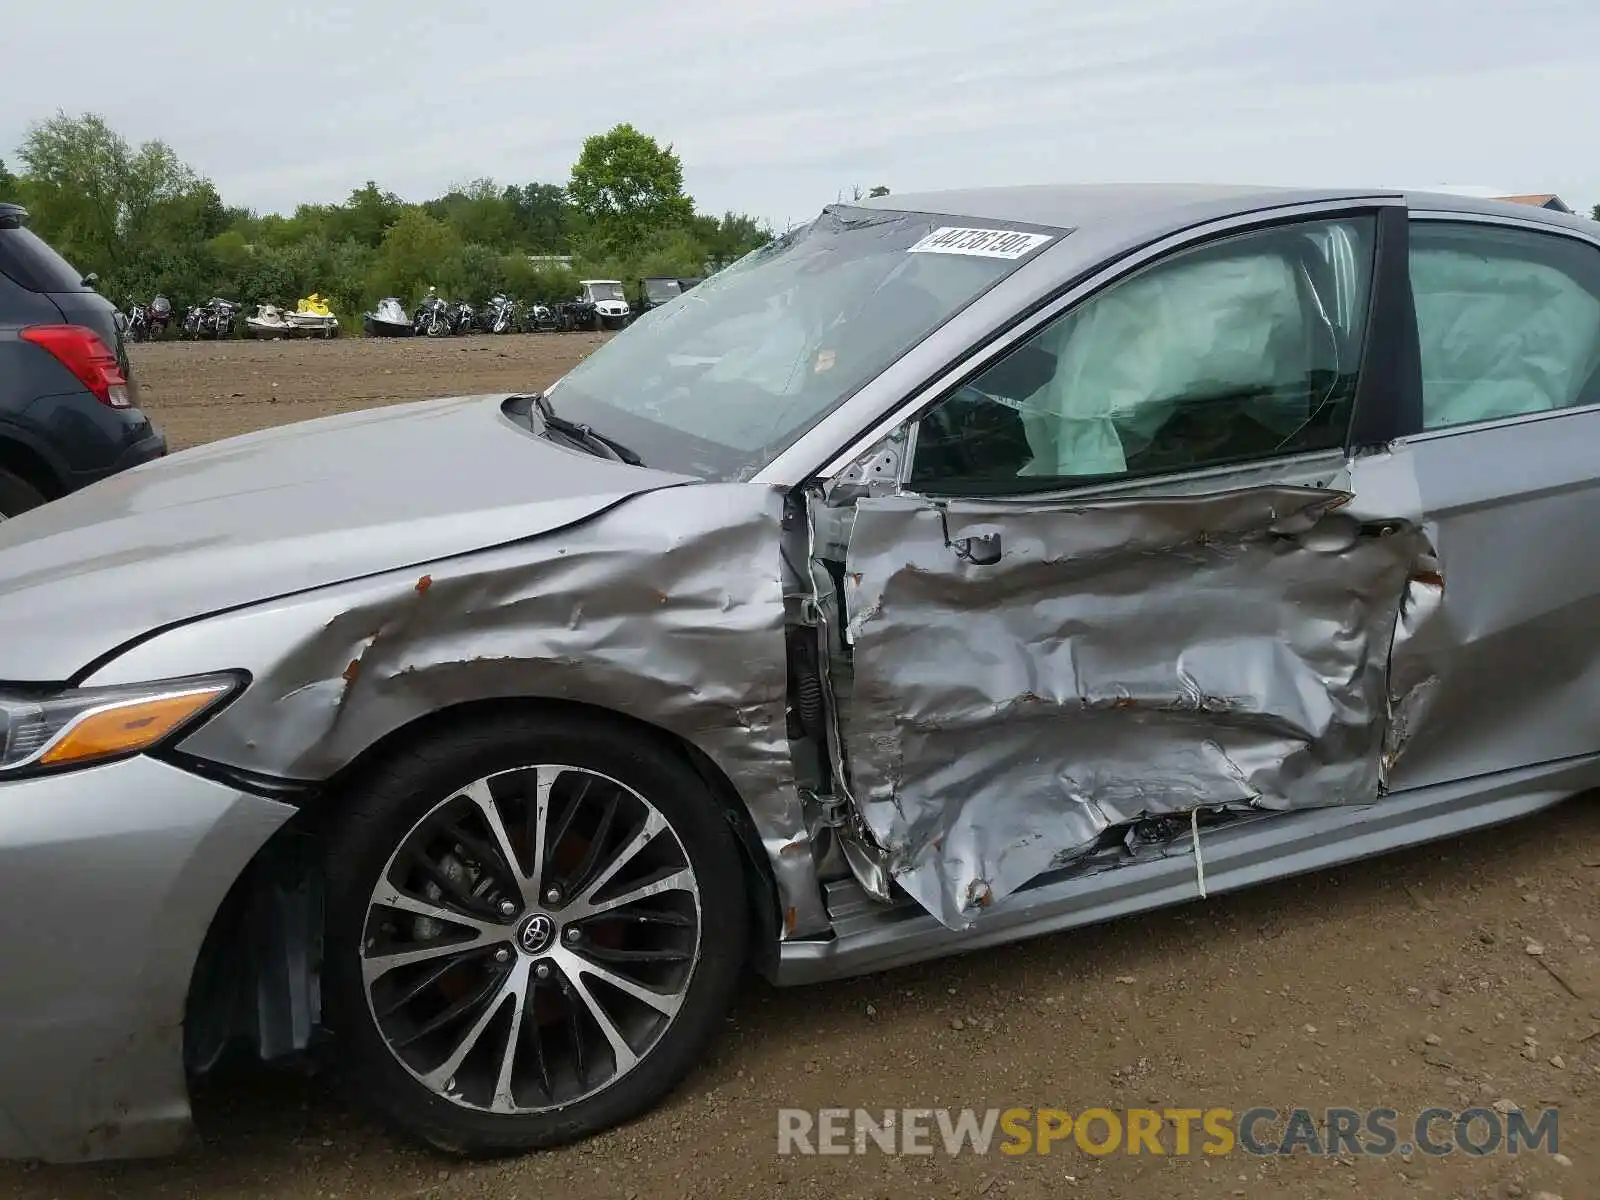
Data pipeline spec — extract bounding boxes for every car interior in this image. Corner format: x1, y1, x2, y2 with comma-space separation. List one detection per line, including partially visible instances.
910, 220, 1370, 493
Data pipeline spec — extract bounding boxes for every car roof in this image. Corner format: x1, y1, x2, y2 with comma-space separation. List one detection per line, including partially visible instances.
854, 182, 1599, 237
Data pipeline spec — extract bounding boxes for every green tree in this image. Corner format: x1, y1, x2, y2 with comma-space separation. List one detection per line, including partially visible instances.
1592, 203, 1600, 222
452, 241, 507, 302
337, 181, 404, 248
688, 211, 770, 267
17, 112, 133, 276
121, 141, 202, 234
567, 124, 693, 254
228, 243, 301, 307
136, 178, 227, 248
17, 112, 220, 295
504, 183, 570, 250
425, 178, 516, 248
368, 207, 462, 303
321, 239, 378, 317
208, 228, 260, 301
2, 112, 789, 327
635, 226, 711, 279
502, 256, 579, 306
279, 202, 339, 245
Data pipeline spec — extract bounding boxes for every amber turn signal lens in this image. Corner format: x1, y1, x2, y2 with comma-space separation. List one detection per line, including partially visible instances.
39, 685, 231, 767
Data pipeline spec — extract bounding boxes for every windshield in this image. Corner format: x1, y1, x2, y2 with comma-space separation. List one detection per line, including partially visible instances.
547, 207, 1064, 479
586, 282, 626, 302
644, 278, 682, 302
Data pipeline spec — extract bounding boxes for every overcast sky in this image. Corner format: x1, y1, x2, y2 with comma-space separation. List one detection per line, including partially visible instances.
5, 0, 1597, 224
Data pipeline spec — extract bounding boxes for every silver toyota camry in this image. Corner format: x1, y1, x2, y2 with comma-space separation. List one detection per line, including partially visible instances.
4, 183, 1599, 1162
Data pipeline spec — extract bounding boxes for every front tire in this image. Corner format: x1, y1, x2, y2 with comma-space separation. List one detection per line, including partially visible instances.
322, 712, 749, 1157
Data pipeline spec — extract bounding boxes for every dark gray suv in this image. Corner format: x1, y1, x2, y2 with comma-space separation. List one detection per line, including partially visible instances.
0, 202, 166, 516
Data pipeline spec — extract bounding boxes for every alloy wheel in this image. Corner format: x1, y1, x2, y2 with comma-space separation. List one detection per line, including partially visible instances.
360, 765, 702, 1115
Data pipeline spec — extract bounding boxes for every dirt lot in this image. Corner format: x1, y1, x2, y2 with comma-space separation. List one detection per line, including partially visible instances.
4, 336, 1599, 1199
121, 331, 613, 452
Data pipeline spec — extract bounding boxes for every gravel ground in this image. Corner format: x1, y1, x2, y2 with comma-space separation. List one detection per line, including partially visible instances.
123, 331, 611, 451
3, 335, 1596, 1200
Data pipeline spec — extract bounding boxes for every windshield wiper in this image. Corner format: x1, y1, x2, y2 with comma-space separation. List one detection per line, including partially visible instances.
525, 392, 644, 466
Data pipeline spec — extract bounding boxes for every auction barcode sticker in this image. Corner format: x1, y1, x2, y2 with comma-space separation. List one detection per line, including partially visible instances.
907, 227, 1054, 259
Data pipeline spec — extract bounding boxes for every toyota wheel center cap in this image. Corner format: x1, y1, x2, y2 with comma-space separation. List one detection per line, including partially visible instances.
517, 912, 556, 955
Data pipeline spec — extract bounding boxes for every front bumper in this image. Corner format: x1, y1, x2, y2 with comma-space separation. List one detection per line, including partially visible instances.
0, 755, 294, 1162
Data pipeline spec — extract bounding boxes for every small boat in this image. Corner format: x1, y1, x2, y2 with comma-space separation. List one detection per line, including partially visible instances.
245, 304, 295, 339
288, 293, 339, 338
363, 297, 412, 337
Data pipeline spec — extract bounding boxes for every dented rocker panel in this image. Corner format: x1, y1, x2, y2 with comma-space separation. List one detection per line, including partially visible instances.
776, 751, 1599, 985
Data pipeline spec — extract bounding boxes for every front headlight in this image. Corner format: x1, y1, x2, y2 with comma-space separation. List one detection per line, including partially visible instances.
0, 674, 240, 776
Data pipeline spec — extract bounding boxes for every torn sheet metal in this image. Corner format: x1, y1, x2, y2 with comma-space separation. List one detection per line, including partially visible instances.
97, 483, 826, 938
1340, 447, 1445, 778
842, 484, 1430, 930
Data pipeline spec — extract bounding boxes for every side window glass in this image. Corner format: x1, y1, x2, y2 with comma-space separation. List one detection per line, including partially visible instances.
910, 217, 1377, 493
1411, 222, 1600, 431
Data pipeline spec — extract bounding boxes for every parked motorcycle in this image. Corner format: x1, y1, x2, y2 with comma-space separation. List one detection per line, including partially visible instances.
183, 297, 240, 339
450, 299, 476, 335
125, 295, 173, 342
481, 293, 517, 334
127, 297, 149, 342
147, 294, 172, 339
522, 302, 558, 333
413, 289, 452, 338
212, 298, 240, 338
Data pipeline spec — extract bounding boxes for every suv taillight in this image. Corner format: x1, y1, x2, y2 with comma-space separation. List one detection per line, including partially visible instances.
20, 325, 131, 409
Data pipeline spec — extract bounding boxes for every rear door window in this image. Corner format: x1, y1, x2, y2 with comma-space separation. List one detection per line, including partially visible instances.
0, 226, 91, 294
1410, 221, 1600, 430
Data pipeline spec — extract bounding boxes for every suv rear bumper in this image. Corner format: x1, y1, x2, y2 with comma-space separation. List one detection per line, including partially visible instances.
66, 425, 167, 492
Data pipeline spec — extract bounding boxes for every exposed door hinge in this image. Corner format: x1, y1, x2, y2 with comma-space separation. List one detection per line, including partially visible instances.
801, 787, 850, 828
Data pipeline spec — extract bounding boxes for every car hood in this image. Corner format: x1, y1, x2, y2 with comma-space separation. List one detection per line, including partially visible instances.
0, 393, 694, 681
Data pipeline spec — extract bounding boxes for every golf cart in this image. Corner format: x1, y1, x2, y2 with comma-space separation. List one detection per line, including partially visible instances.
577, 279, 631, 329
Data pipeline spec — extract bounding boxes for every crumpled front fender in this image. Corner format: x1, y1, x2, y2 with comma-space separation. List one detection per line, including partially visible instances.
85, 483, 827, 941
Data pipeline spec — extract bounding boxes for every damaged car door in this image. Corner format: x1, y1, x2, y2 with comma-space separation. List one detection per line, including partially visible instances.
832, 211, 1428, 929
1378, 214, 1600, 791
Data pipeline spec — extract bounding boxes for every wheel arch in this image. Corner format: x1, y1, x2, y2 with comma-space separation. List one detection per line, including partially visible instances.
183, 694, 784, 1073
321, 695, 783, 970
0, 430, 65, 500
